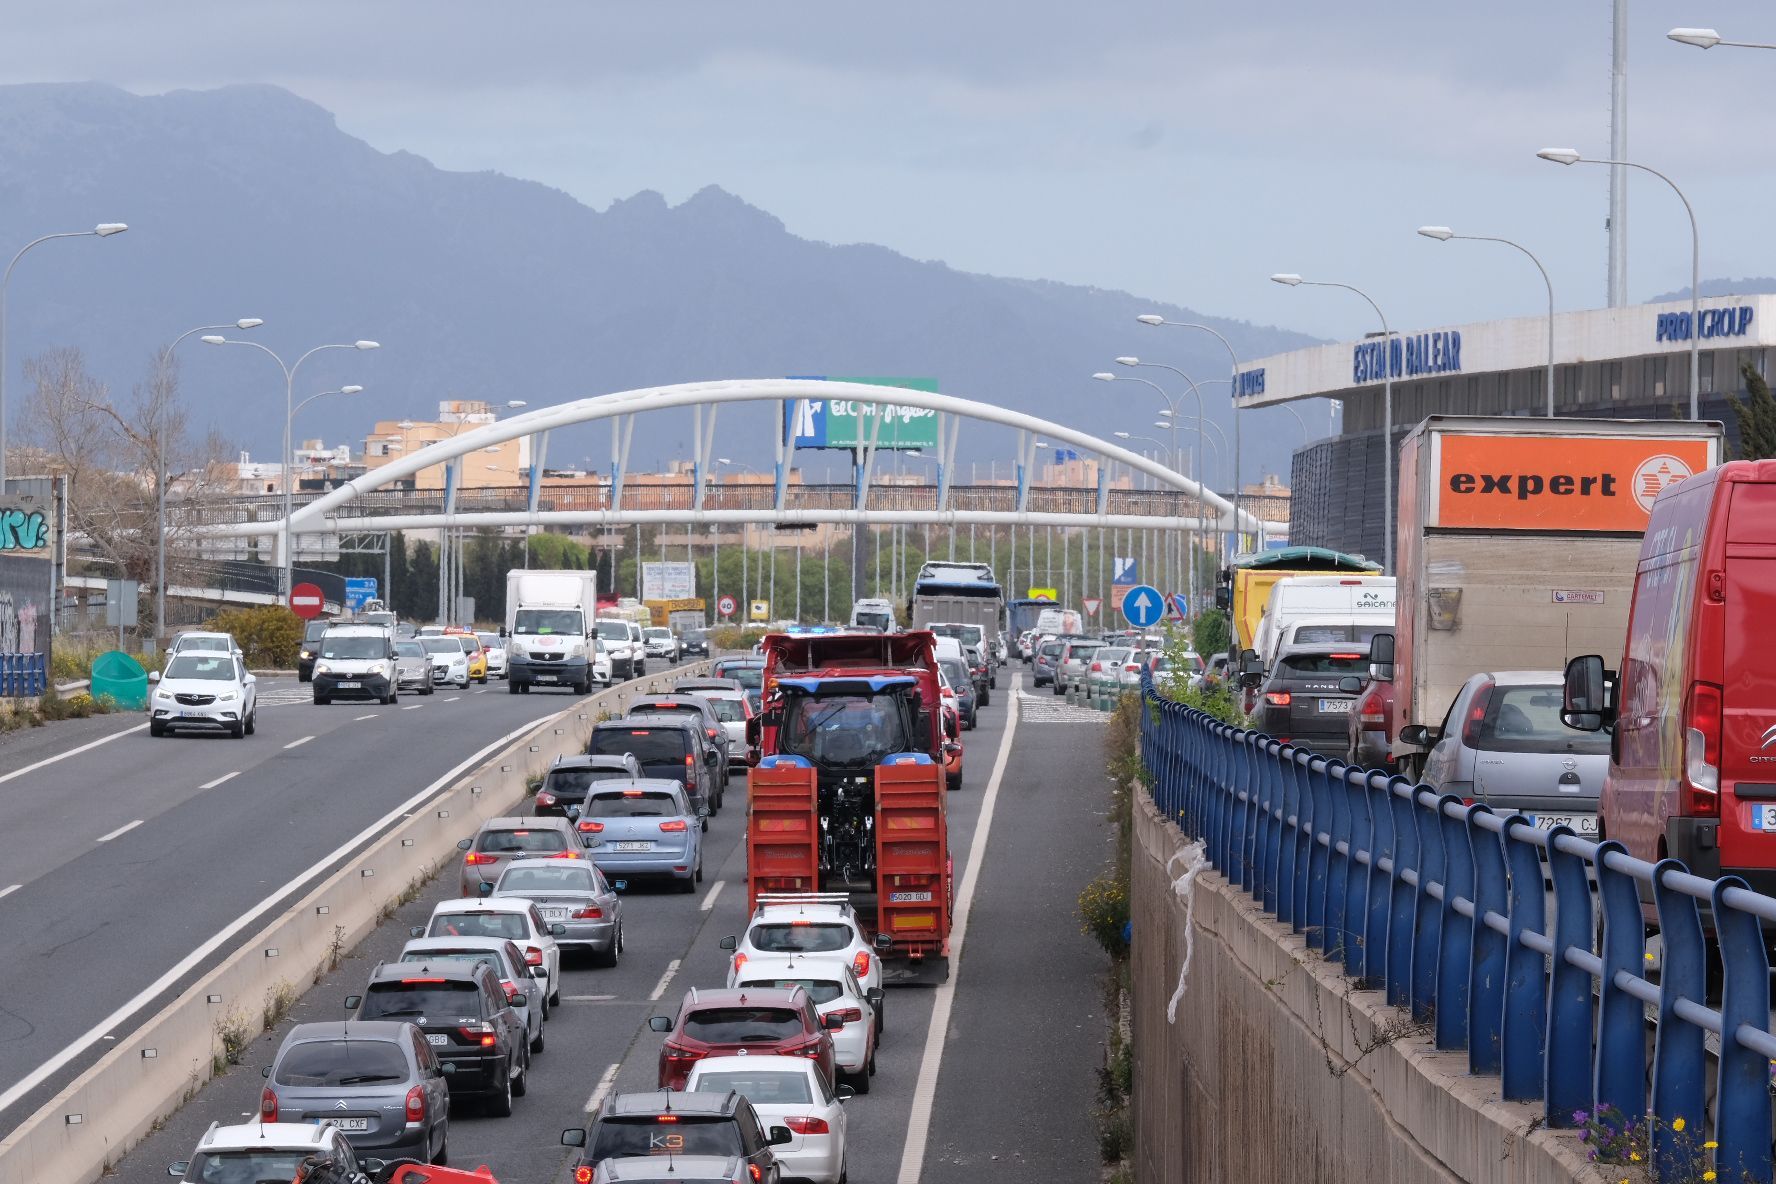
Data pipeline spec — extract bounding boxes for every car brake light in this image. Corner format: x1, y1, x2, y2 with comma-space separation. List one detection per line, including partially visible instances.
1264, 691, 1291, 707
501, 979, 522, 1002
1090, 662, 1102, 672
685, 752, 695, 769
831, 1007, 863, 1024
786, 1115, 831, 1134
405, 1084, 426, 1122
259, 1086, 278, 1121
708, 727, 719, 738
1125, 664, 1140, 673
785, 1039, 823, 1059
401, 977, 447, 983
574, 1169, 592, 1184
1329, 653, 1363, 660
1461, 680, 1495, 747
749, 1166, 762, 1183
578, 819, 604, 832
458, 1024, 497, 1046
732, 952, 748, 975
546, 850, 583, 860
464, 852, 498, 865
659, 819, 688, 832
852, 950, 871, 979
512, 830, 531, 836
662, 1041, 701, 1061
655, 1115, 679, 1123
535, 791, 556, 806
572, 906, 604, 919
1684, 682, 1723, 817
622, 789, 644, 797
524, 946, 543, 966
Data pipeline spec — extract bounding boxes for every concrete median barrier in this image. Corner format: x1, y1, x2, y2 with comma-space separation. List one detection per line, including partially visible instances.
0, 661, 709, 1184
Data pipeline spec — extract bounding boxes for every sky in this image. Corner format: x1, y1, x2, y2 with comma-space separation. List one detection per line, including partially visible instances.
6, 0, 1776, 343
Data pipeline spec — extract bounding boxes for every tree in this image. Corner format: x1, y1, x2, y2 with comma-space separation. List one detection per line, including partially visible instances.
1192, 609, 1232, 659
1735, 360, 1776, 460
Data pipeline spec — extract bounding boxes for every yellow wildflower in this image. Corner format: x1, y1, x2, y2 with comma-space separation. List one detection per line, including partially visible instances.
1705, 1141, 1719, 1150
1703, 1173, 1716, 1182
1673, 1117, 1685, 1132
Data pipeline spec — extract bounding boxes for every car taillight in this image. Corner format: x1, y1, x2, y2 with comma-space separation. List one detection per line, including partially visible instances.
786, 1115, 831, 1134
463, 852, 498, 865
659, 819, 688, 832
574, 1168, 592, 1184
547, 850, 583, 860
852, 950, 871, 979
685, 753, 695, 770
501, 979, 522, 1002
525, 946, 543, 966
662, 1041, 702, 1061
831, 1007, 863, 1024
578, 819, 604, 832
572, 906, 603, 919
748, 1166, 762, 1183
1090, 662, 1102, 672
535, 791, 556, 806
259, 1086, 278, 1121
784, 1038, 823, 1060
458, 1024, 497, 1046
1264, 691, 1291, 707
1125, 664, 1140, 673
1684, 682, 1723, 817
707, 727, 720, 739
1461, 680, 1495, 746
405, 1084, 426, 1122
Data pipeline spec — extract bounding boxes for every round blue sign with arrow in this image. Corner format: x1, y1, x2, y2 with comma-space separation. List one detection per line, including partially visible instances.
1121, 584, 1164, 628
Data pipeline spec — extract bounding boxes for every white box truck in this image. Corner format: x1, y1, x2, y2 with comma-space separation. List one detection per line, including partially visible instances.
504, 569, 598, 694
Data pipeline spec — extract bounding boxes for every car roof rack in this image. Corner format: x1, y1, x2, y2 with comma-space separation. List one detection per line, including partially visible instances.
753, 892, 854, 916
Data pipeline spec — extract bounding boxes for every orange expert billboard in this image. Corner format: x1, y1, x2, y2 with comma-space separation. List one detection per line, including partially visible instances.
1432, 432, 1716, 531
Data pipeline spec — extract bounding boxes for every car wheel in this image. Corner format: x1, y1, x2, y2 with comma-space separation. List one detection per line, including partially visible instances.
244, 711, 256, 735
486, 1064, 514, 1116
549, 977, 561, 1007
511, 1051, 529, 1097
594, 926, 622, 968
230, 721, 245, 739
476, 674, 487, 685
149, 720, 165, 737
1053, 680, 1063, 696
701, 813, 709, 832
695, 858, 705, 884
947, 771, 962, 792
875, 998, 885, 1034
678, 871, 697, 894
845, 1067, 872, 1095
432, 1131, 448, 1166
424, 684, 435, 695
508, 681, 520, 694
314, 695, 330, 706
530, 1020, 545, 1054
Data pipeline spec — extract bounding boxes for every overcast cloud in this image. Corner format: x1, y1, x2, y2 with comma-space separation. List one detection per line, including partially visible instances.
7, 0, 1773, 342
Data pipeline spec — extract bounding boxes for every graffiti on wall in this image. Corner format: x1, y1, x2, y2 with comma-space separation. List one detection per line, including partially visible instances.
0, 508, 49, 553
0, 555, 51, 656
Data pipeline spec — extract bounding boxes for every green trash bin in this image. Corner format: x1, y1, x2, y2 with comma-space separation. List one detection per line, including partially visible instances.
90, 650, 149, 711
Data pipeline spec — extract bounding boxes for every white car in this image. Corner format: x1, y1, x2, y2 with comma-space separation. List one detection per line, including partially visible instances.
642, 626, 680, 662
686, 686, 753, 768
167, 630, 242, 659
419, 635, 472, 688
169, 1120, 379, 1183
592, 638, 614, 686
734, 953, 880, 1091
685, 1055, 850, 1184
596, 618, 645, 679
416, 897, 564, 1007
476, 631, 509, 678
149, 652, 258, 738
721, 894, 892, 1026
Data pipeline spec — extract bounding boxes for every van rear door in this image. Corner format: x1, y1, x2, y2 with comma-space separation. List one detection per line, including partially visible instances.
1721, 479, 1776, 872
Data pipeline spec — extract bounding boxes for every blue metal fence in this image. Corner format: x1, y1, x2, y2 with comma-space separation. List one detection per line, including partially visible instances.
1140, 681, 1776, 1181
0, 651, 46, 697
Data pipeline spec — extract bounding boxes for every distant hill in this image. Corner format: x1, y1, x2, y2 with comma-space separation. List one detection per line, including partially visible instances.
0, 82, 1319, 483
1650, 278, 1776, 302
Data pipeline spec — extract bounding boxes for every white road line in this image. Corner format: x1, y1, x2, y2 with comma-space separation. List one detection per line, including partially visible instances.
402, 704, 423, 712
0, 884, 20, 901
0, 707, 587, 1119
473, 688, 487, 695
647, 959, 682, 1002
283, 735, 314, 750
0, 722, 148, 788
561, 994, 617, 1003
95, 819, 144, 843
445, 696, 461, 702
199, 772, 240, 790
896, 675, 1022, 1184
355, 713, 378, 721
699, 881, 725, 912
584, 1062, 620, 1113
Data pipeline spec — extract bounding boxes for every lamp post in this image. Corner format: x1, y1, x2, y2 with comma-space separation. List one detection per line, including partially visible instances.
1667, 27, 1776, 49
1097, 370, 1195, 601
1418, 226, 1557, 416
1269, 274, 1396, 572
1133, 314, 1248, 554
156, 317, 263, 648
0, 222, 129, 489
1538, 148, 1702, 418
1109, 360, 1223, 606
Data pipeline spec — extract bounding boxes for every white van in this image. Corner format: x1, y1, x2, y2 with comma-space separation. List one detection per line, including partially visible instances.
849, 598, 897, 632
1250, 575, 1396, 671
1034, 607, 1083, 637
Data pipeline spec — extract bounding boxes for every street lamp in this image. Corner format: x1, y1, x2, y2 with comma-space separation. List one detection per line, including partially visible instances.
1667, 27, 1776, 49
1538, 148, 1702, 417
1270, 273, 1397, 571
1132, 313, 1250, 552
203, 336, 380, 596
0, 222, 130, 489
1418, 225, 1556, 417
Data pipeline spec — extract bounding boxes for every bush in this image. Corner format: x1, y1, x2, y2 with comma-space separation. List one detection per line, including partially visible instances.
708, 626, 766, 652
1078, 870, 1131, 960
207, 605, 304, 668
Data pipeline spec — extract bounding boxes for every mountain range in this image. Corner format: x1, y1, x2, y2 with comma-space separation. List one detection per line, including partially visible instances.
0, 82, 1320, 485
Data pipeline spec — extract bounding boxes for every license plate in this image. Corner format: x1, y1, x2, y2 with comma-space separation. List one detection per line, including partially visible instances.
329, 1118, 369, 1132
337, 681, 361, 689
426, 1033, 448, 1045
1751, 805, 1776, 832
536, 675, 557, 683
888, 890, 932, 902
1531, 814, 1599, 835
613, 841, 653, 852
1317, 699, 1352, 714
178, 711, 208, 718
542, 907, 568, 920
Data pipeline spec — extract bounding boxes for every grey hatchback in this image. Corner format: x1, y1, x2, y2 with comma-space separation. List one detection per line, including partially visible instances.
456, 816, 585, 897
486, 857, 624, 967
260, 1020, 449, 1164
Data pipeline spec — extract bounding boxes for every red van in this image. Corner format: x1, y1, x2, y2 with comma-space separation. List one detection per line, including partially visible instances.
1564, 459, 1776, 901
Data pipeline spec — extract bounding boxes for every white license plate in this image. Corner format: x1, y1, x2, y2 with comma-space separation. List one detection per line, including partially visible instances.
1751, 805, 1776, 831
536, 674, 557, 683
612, 841, 653, 852
425, 1033, 448, 1045
1317, 699, 1352, 714
1531, 814, 1599, 835
888, 890, 932, 902
542, 907, 568, 920
177, 711, 209, 718
329, 1118, 369, 1132
337, 681, 361, 689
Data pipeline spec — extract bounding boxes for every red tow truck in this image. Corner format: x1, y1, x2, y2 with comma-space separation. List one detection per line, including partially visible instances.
745, 631, 956, 983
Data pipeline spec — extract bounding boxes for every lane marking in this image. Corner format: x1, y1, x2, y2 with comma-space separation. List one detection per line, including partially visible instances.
199, 772, 240, 790
0, 707, 587, 1117
283, 736, 314, 750
446, 695, 462, 702
648, 959, 682, 1002
561, 994, 618, 1003
473, 689, 487, 695
96, 819, 144, 843
402, 704, 423, 712
0, 722, 149, 788
699, 881, 725, 912
0, 884, 20, 901
584, 1062, 620, 1113
355, 713, 378, 721
896, 675, 1022, 1184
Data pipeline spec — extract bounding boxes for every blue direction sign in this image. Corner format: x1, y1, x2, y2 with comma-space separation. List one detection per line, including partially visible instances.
1120, 584, 1164, 628
344, 577, 379, 610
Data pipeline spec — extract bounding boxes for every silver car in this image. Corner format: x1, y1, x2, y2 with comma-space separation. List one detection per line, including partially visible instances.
489, 857, 624, 967
393, 639, 435, 695
260, 1020, 449, 1164
1413, 671, 1609, 836
1056, 638, 1106, 696
399, 935, 549, 1049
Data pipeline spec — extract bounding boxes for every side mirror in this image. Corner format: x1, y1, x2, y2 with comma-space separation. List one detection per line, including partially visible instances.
1337, 675, 1363, 694
566, 804, 581, 819
874, 933, 893, 950
648, 1016, 673, 1032
769, 1125, 794, 1146
705, 749, 719, 765
441, 1062, 456, 1074
148, 670, 161, 684
1562, 654, 1615, 732
613, 879, 628, 892
822, 1012, 845, 1030
836, 1084, 855, 1101
867, 987, 885, 1008
1397, 724, 1438, 748
1367, 631, 1395, 667
510, 992, 528, 1008
561, 1128, 587, 1148
532, 966, 548, 978
344, 994, 362, 1010
500, 627, 509, 639
261, 1065, 271, 1078
169, 1162, 191, 1177
477, 881, 494, 897
456, 838, 473, 851
360, 1160, 386, 1178
549, 923, 567, 936
718, 935, 737, 951
697, 806, 710, 818
1238, 649, 1263, 674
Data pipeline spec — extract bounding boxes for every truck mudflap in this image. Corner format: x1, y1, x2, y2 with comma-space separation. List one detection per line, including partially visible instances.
746, 756, 820, 910
875, 754, 951, 984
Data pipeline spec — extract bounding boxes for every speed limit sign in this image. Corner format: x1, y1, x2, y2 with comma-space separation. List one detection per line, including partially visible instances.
717, 594, 738, 618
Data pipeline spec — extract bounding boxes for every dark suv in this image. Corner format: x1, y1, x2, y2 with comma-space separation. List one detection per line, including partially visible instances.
298, 618, 332, 683
625, 695, 731, 804
345, 961, 530, 1116
1250, 643, 1372, 756
588, 717, 723, 817
562, 1089, 791, 1183
533, 753, 643, 817
647, 986, 839, 1090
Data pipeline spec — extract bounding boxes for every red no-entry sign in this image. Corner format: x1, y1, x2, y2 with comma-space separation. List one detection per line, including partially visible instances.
289, 582, 325, 619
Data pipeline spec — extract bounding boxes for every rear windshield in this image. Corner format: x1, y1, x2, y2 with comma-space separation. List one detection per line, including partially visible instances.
395, 640, 425, 658
938, 659, 970, 687
276, 1038, 407, 1086
188, 1152, 307, 1181
427, 912, 526, 941
587, 790, 680, 817
632, 703, 702, 721
1039, 642, 1062, 657
1280, 654, 1369, 675
498, 865, 595, 894
1291, 623, 1389, 646
590, 1116, 743, 1161
692, 1068, 813, 1104
590, 728, 690, 765
748, 922, 852, 953
321, 635, 385, 660
741, 977, 844, 1005
705, 697, 747, 722
361, 978, 482, 1020
718, 664, 763, 688
304, 620, 331, 641
1063, 642, 1104, 659
400, 950, 503, 975
681, 1007, 804, 1042
421, 638, 461, 655
1480, 686, 1612, 755
476, 828, 568, 854
1097, 648, 1131, 664
544, 767, 631, 796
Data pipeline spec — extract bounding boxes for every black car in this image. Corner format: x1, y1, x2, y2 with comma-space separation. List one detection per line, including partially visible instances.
587, 716, 724, 817
345, 961, 530, 1116
533, 753, 644, 817
1249, 643, 1372, 756
562, 1089, 791, 1183
626, 695, 732, 801
298, 618, 332, 683
680, 630, 710, 658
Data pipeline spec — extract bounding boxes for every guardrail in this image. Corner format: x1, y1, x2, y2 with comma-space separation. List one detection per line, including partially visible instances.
0, 653, 46, 697
1139, 679, 1775, 1182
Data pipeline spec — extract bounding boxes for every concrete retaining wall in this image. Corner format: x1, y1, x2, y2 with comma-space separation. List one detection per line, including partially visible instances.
1129, 792, 1604, 1184
0, 665, 709, 1184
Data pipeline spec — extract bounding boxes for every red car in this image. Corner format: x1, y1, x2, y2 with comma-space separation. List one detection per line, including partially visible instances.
648, 986, 840, 1090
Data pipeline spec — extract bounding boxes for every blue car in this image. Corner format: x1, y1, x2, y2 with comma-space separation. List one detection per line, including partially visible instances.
938, 656, 979, 729
570, 779, 706, 892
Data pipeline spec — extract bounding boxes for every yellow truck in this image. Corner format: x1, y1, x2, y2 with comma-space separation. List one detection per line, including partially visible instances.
644, 597, 708, 631
1219, 547, 1382, 653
